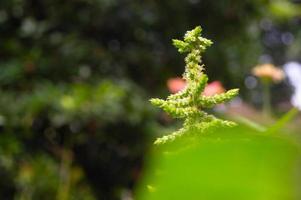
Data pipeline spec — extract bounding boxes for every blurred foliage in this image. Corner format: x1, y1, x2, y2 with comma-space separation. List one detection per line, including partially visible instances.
0, 0, 301, 199
269, 0, 301, 20
0, 79, 155, 199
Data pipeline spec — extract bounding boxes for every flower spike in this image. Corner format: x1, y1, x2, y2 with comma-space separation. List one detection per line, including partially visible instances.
150, 26, 239, 145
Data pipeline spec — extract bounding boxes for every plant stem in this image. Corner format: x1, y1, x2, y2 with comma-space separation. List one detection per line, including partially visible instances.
263, 80, 271, 117
233, 115, 266, 132
266, 107, 299, 134
57, 148, 72, 200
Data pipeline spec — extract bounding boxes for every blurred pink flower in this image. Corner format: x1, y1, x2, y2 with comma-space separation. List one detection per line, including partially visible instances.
203, 81, 225, 96
167, 77, 225, 97
167, 77, 186, 93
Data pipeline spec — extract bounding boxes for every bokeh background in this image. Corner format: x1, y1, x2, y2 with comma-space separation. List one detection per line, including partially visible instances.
0, 0, 301, 199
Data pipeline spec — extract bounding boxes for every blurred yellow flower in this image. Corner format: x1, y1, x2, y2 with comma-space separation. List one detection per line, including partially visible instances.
252, 63, 285, 83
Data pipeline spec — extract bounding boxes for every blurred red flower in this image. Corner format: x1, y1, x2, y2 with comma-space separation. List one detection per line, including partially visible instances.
167, 77, 225, 96
203, 81, 225, 96
167, 77, 186, 93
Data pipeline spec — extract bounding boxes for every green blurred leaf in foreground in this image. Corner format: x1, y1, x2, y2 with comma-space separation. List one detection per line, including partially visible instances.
136, 125, 301, 200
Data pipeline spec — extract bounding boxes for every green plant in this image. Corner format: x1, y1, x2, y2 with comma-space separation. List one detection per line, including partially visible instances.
150, 26, 239, 145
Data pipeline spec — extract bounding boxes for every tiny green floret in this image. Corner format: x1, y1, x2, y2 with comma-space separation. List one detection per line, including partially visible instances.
150, 26, 239, 145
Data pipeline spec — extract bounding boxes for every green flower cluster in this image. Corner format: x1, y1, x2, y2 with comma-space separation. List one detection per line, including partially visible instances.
150, 26, 239, 145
